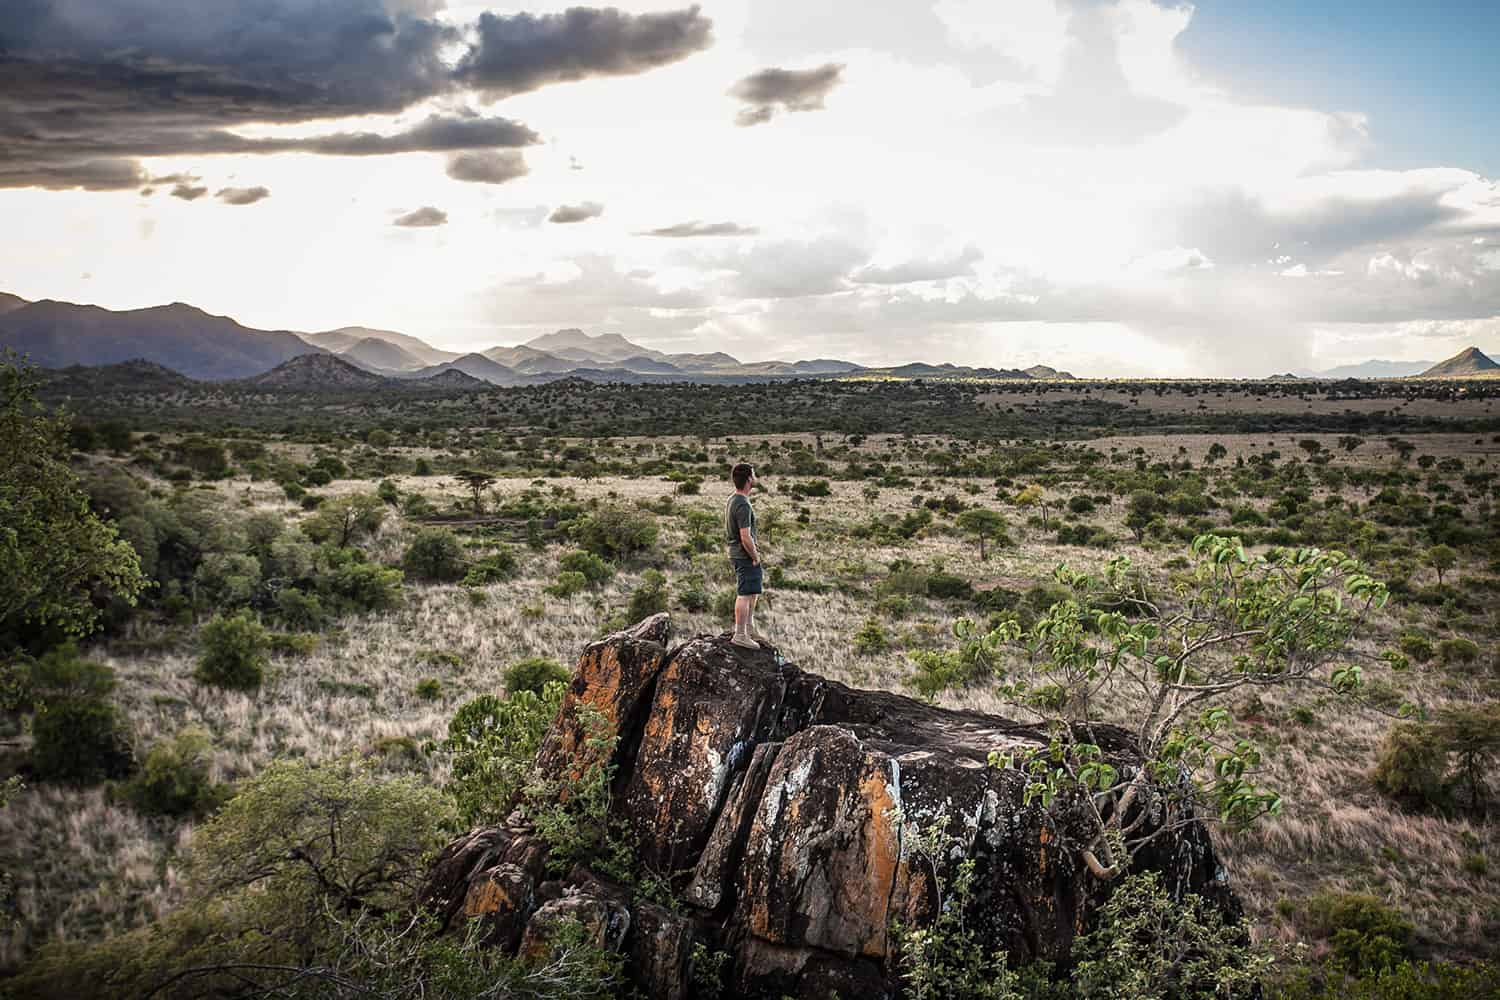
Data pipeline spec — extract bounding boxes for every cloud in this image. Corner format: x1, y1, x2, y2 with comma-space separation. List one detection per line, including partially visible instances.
454, 5, 713, 99
393, 206, 448, 227
0, 1, 708, 190
694, 236, 871, 298
548, 201, 606, 224
851, 245, 982, 284
169, 183, 208, 201
729, 63, 844, 125
475, 254, 710, 331
446, 150, 530, 185
638, 220, 759, 238
216, 186, 271, 206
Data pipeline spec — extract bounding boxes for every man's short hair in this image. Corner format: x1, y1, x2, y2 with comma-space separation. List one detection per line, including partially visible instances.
731, 462, 754, 490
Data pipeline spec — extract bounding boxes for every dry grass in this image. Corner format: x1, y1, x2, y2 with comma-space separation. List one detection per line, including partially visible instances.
5, 436, 1499, 969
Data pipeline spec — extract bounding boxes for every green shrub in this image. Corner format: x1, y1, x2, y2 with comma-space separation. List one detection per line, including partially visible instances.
854, 617, 890, 656
1268, 959, 1500, 1000
545, 571, 589, 598
31, 696, 134, 784
927, 572, 974, 601
462, 545, 518, 586
1438, 637, 1480, 667
274, 587, 325, 630
711, 588, 738, 619
559, 549, 613, 584
318, 553, 404, 613
123, 726, 229, 818
505, 656, 570, 696
573, 507, 658, 561
1305, 892, 1413, 975
402, 527, 466, 582
1071, 869, 1269, 999
626, 569, 669, 622
1398, 632, 1433, 664
415, 678, 442, 701
676, 580, 710, 612
443, 686, 565, 827
1372, 722, 1449, 811
196, 612, 268, 690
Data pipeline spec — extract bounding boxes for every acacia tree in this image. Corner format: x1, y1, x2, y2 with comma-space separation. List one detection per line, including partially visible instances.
955, 508, 1007, 561
914, 534, 1389, 880
1, 354, 145, 645
453, 469, 497, 515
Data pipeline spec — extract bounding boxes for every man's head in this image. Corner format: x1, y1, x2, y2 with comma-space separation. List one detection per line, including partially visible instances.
731, 462, 755, 491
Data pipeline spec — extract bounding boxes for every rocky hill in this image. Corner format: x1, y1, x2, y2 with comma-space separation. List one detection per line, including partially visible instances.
0, 299, 322, 379
1419, 346, 1499, 378
420, 616, 1237, 1000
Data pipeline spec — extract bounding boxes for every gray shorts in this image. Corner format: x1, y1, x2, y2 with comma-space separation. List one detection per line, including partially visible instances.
732, 559, 763, 596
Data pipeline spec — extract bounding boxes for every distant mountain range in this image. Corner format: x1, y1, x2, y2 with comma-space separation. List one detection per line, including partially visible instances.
1299, 359, 1436, 379
0, 291, 1080, 384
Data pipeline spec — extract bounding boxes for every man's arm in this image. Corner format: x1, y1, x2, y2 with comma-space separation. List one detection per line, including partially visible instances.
738, 526, 760, 564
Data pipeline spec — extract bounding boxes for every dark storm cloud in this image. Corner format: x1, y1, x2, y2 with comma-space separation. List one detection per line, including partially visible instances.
728, 63, 842, 126
0, 1, 712, 190
393, 206, 448, 227
639, 220, 759, 237
216, 186, 270, 205
169, 182, 208, 201
548, 201, 605, 224
446, 150, 529, 185
454, 6, 712, 99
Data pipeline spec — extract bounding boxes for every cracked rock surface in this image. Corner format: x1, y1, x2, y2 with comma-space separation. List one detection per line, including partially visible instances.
420, 613, 1239, 999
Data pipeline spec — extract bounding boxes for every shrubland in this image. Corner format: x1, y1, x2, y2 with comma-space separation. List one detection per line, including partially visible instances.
4, 354, 1500, 995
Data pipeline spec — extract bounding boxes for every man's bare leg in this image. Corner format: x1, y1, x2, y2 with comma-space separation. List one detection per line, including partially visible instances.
747, 594, 768, 644
732, 595, 758, 648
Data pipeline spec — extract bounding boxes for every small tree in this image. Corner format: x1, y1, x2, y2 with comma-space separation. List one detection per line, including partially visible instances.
402, 527, 466, 582
197, 612, 269, 690
1, 354, 146, 642
453, 469, 497, 515
956, 508, 1008, 561
302, 493, 386, 548
917, 534, 1387, 880
1424, 544, 1457, 585
1012, 484, 1049, 529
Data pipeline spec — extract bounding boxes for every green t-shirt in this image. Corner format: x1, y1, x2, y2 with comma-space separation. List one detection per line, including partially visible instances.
726, 493, 755, 561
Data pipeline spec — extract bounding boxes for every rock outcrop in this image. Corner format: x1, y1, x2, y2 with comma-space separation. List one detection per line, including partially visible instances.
420, 614, 1238, 999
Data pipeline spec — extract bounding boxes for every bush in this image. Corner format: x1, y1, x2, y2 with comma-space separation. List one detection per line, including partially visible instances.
558, 549, 613, 584
1269, 959, 1500, 1000
318, 553, 404, 613
854, 617, 890, 656
677, 580, 710, 612
462, 545, 519, 586
1438, 637, 1480, 667
1372, 722, 1449, 811
626, 569, 669, 622
123, 726, 229, 818
545, 571, 589, 598
1398, 631, 1433, 664
274, 587, 325, 630
31, 696, 134, 784
1305, 893, 1413, 975
573, 507, 658, 560
402, 527, 466, 582
444, 686, 565, 827
415, 678, 442, 701
927, 573, 974, 601
1071, 870, 1269, 999
711, 588, 738, 619
505, 656, 570, 696
196, 612, 268, 690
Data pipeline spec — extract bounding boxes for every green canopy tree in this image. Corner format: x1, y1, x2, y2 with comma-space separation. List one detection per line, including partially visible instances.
453, 469, 496, 514
955, 508, 1008, 561
1, 354, 145, 647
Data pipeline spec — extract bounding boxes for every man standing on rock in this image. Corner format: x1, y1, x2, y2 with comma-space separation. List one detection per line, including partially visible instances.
726, 462, 767, 649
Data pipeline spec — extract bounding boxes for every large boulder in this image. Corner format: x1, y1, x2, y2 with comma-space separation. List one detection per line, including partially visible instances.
420, 618, 1239, 999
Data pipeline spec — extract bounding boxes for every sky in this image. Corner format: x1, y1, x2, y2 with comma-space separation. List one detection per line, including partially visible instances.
1, 0, 1498, 377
